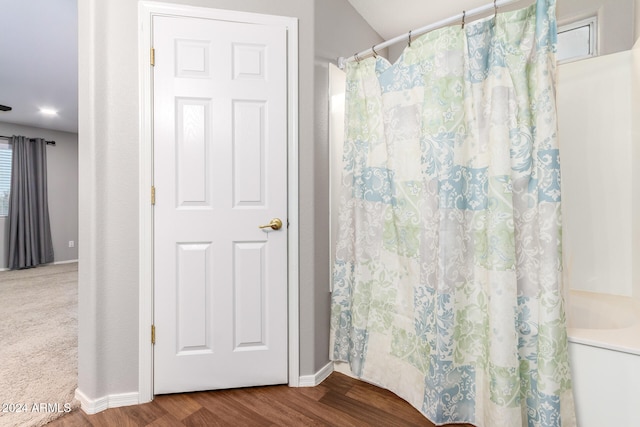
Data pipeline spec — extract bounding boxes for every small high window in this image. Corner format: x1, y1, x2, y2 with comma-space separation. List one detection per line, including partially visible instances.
557, 17, 597, 63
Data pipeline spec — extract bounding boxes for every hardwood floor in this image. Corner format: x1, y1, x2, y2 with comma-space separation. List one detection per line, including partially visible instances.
47, 373, 474, 426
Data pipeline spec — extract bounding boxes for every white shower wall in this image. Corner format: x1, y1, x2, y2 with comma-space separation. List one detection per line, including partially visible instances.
633, 40, 640, 302
558, 49, 637, 297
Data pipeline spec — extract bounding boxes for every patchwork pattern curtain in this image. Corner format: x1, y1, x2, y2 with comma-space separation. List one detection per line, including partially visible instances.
7, 136, 54, 269
330, 0, 575, 425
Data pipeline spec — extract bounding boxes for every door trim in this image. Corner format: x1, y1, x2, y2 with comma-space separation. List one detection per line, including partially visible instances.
138, 1, 299, 403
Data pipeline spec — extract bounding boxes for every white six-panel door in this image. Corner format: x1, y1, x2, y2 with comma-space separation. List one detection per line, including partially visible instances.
152, 14, 288, 394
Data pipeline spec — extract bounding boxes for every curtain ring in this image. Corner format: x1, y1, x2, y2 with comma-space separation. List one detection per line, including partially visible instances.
371, 45, 378, 58
461, 10, 466, 29
494, 0, 498, 19
354, 52, 361, 63
408, 30, 412, 47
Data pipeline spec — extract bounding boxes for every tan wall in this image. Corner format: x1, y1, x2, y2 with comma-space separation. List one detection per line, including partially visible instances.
636, 0, 640, 42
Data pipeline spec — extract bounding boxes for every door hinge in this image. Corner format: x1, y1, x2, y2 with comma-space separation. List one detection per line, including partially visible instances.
151, 186, 156, 205
151, 324, 156, 345
150, 48, 155, 67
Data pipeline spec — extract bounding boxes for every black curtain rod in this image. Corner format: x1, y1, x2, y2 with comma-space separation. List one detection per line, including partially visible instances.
0, 135, 56, 146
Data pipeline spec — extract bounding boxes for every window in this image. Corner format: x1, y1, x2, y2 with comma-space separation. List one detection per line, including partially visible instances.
0, 140, 11, 216
557, 17, 597, 64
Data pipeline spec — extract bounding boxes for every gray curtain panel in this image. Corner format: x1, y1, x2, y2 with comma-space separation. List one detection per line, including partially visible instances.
7, 136, 54, 269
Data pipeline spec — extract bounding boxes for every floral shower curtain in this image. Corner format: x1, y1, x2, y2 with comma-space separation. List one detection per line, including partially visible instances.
330, 0, 575, 426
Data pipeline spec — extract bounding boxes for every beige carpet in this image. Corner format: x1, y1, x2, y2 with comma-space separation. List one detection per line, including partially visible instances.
0, 263, 79, 427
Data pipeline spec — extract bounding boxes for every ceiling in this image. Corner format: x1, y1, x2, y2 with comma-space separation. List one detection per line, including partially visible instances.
0, 0, 77, 134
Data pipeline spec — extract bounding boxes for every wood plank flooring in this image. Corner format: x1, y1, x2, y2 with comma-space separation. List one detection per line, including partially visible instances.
47, 373, 474, 426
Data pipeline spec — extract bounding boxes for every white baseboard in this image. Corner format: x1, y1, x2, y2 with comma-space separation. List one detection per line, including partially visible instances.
298, 361, 334, 387
75, 363, 330, 414
75, 388, 139, 415
0, 259, 79, 271
54, 259, 79, 265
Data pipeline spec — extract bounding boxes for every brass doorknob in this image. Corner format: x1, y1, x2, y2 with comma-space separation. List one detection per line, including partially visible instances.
258, 218, 283, 230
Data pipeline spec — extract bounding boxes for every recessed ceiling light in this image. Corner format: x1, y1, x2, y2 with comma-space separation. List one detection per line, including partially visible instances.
39, 107, 58, 116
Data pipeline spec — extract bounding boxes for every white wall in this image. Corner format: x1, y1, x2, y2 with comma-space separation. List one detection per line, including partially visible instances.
0, 123, 78, 269
633, 40, 640, 301
329, 64, 346, 294
558, 51, 634, 296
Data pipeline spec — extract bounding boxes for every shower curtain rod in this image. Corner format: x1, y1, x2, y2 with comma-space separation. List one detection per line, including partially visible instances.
338, 0, 523, 69
0, 135, 56, 145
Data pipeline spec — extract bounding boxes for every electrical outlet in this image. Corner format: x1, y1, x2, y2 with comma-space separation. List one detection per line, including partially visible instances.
68, 240, 75, 248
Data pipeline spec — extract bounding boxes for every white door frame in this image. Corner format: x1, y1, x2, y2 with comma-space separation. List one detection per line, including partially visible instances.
138, 1, 299, 404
